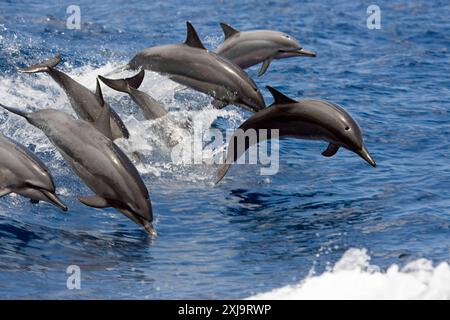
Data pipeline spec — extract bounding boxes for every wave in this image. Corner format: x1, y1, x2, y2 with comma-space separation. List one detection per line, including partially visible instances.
249, 248, 450, 300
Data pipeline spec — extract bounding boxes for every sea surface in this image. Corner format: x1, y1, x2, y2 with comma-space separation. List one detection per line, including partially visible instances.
0, 0, 449, 299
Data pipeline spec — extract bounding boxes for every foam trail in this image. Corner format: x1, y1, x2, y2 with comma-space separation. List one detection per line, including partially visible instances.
249, 248, 450, 300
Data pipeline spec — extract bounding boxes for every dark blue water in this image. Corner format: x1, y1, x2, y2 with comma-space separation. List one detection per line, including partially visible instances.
0, 0, 449, 299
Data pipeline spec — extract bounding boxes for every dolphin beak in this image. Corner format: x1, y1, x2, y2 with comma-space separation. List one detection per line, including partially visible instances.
296, 48, 316, 57
143, 222, 158, 237
0, 103, 29, 119
356, 146, 376, 167
41, 190, 68, 211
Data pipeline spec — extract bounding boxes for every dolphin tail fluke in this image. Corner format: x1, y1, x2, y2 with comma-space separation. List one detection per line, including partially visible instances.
17, 54, 61, 73
98, 70, 145, 94
215, 163, 231, 185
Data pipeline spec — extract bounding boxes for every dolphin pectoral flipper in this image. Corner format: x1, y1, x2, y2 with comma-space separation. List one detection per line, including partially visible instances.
212, 99, 228, 109
18, 54, 61, 73
258, 58, 273, 77
0, 188, 12, 197
78, 195, 110, 209
322, 143, 340, 157
0, 103, 30, 119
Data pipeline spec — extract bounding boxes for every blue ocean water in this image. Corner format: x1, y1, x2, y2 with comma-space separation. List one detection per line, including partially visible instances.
0, 0, 449, 299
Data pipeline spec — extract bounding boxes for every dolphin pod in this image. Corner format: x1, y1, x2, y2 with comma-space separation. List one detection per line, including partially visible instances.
0, 21, 377, 236
0, 104, 156, 236
127, 22, 266, 112
0, 130, 67, 211
215, 87, 376, 184
18, 55, 130, 141
217, 22, 316, 76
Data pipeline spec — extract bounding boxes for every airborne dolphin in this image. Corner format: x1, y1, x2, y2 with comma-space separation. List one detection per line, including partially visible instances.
0, 104, 156, 236
18, 55, 130, 141
0, 130, 67, 211
216, 86, 376, 183
127, 22, 266, 112
217, 22, 316, 77
98, 70, 168, 120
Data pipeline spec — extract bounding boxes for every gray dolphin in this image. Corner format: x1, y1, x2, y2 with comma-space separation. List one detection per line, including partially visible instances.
98, 70, 168, 120
0, 104, 155, 236
0, 130, 67, 211
216, 86, 376, 184
18, 55, 130, 140
217, 22, 316, 77
127, 22, 266, 112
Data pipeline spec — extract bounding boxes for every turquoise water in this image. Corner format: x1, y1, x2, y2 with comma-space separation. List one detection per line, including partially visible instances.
0, 0, 449, 298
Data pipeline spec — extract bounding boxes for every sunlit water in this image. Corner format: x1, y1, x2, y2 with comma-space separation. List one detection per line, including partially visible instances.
0, 0, 449, 299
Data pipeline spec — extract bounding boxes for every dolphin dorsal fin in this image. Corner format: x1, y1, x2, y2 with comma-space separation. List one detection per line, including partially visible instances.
266, 86, 298, 105
184, 21, 206, 50
93, 81, 113, 139
220, 22, 240, 39
95, 78, 105, 106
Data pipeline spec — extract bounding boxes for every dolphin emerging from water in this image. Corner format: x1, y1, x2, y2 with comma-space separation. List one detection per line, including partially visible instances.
0, 103, 156, 236
98, 70, 168, 120
127, 22, 266, 112
18, 55, 130, 141
215, 86, 376, 184
0, 129, 67, 211
216, 22, 316, 77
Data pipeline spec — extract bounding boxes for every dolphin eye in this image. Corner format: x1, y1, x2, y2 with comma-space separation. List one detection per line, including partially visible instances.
345, 126, 350, 131
284, 35, 291, 39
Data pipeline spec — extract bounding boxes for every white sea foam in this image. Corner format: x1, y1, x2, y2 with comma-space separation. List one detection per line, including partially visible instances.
249, 248, 450, 300
0, 60, 244, 184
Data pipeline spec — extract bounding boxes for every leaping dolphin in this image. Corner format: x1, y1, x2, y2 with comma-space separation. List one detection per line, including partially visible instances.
216, 86, 376, 184
0, 103, 156, 236
217, 22, 316, 77
18, 55, 130, 141
98, 70, 168, 120
127, 22, 266, 112
0, 129, 67, 211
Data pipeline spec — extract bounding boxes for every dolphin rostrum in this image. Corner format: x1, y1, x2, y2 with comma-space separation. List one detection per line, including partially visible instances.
98, 70, 168, 120
217, 22, 316, 77
0, 129, 67, 211
0, 103, 156, 236
18, 54, 130, 140
216, 86, 376, 183
127, 22, 266, 112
